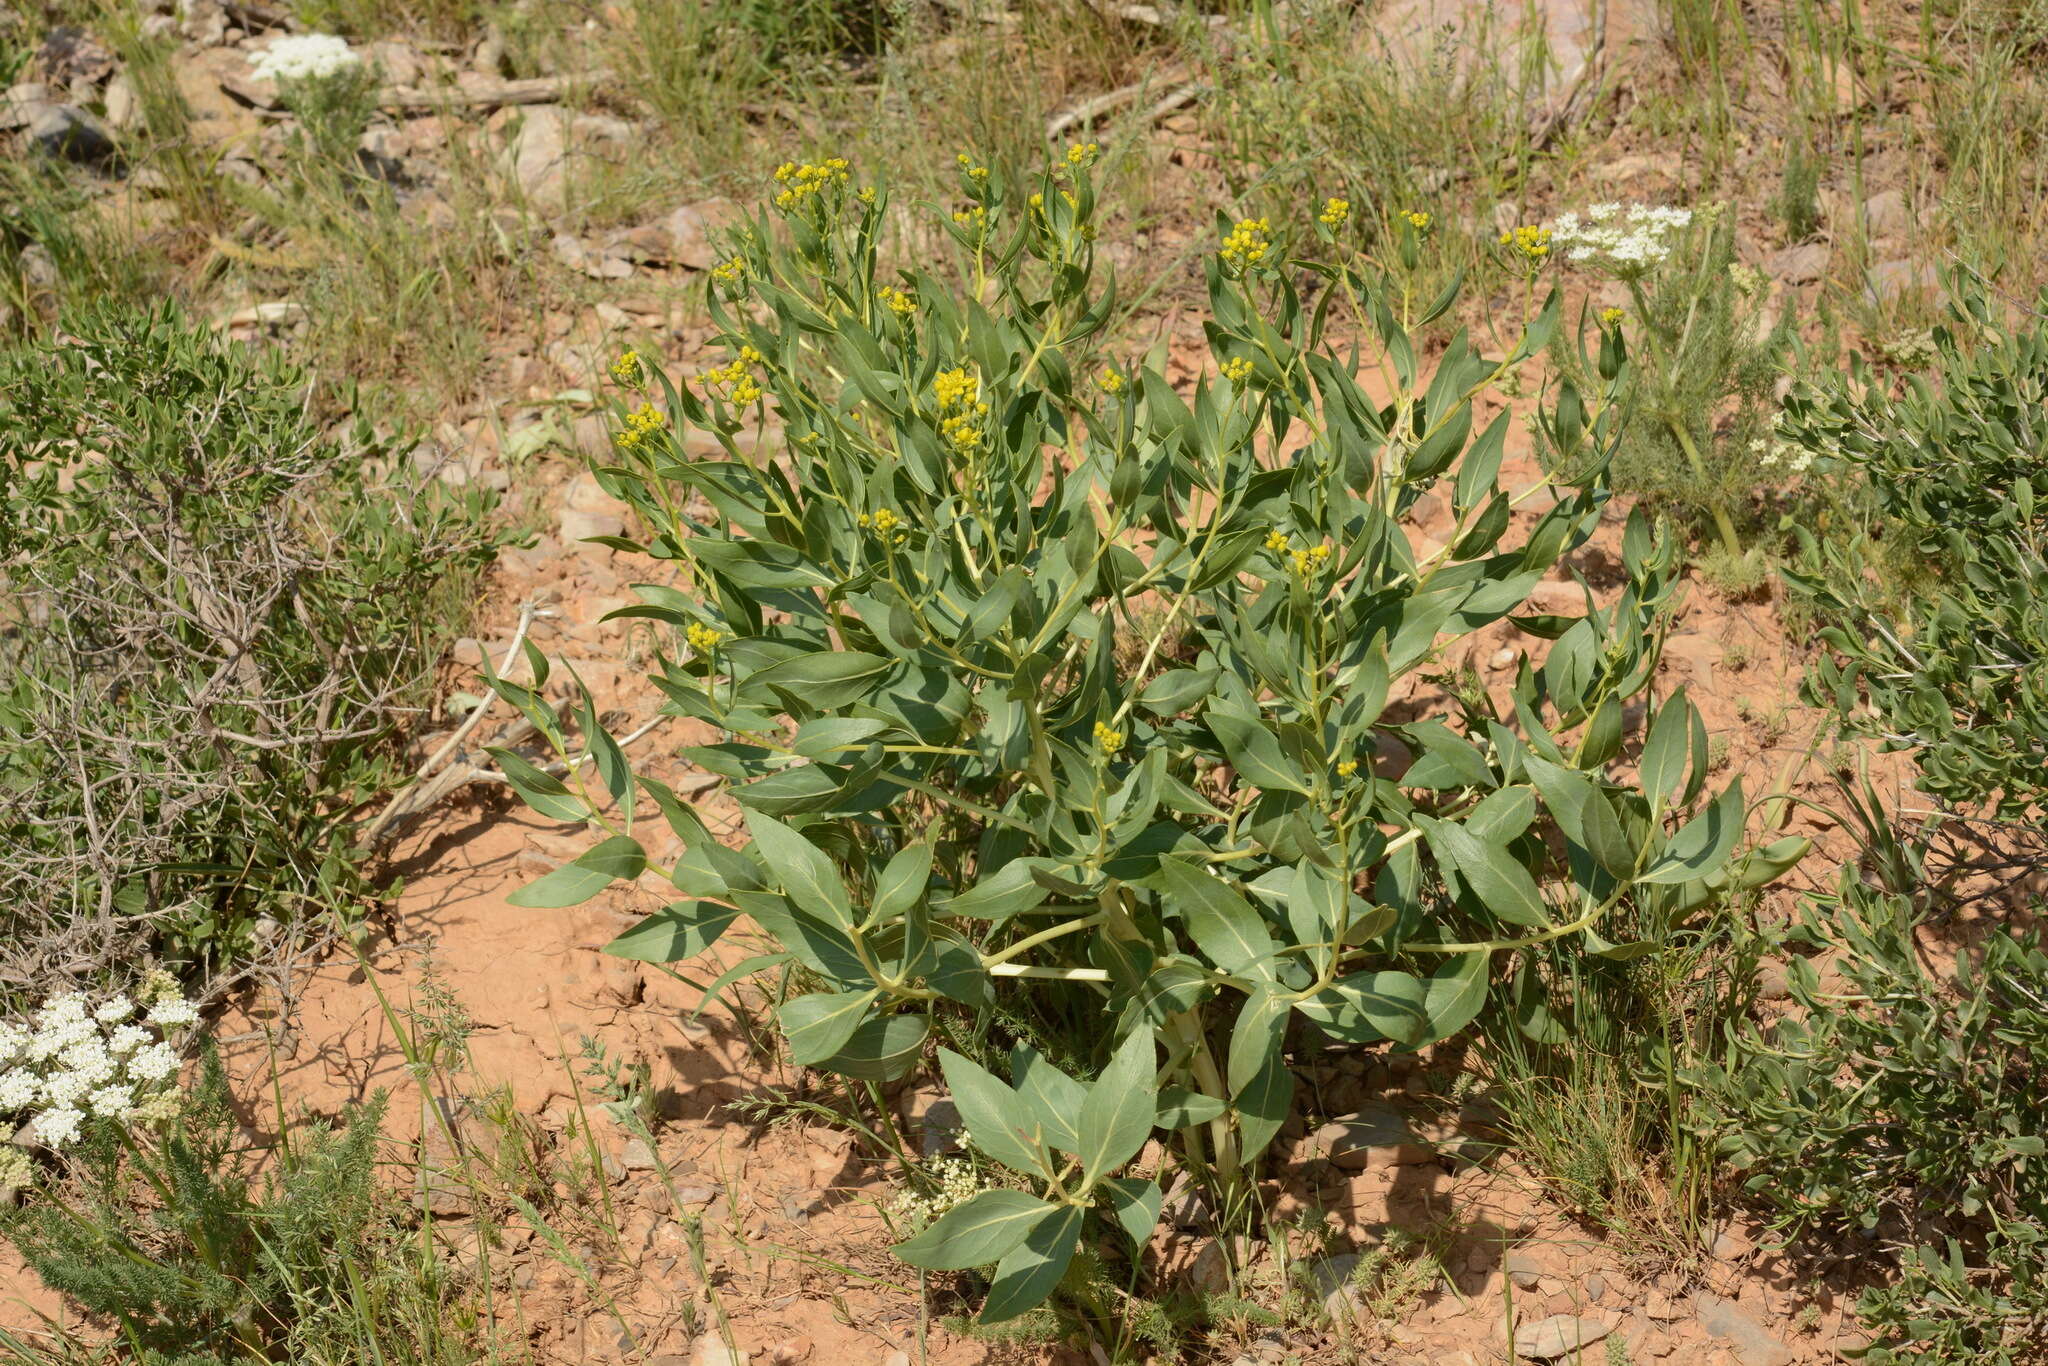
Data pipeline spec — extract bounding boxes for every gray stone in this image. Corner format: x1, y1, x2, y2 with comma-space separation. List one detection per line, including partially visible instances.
29, 103, 115, 164
1306, 1252, 1364, 1324
1861, 188, 1911, 239
688, 1339, 748, 1366
1317, 1101, 1434, 1170
1696, 1294, 1794, 1366
1504, 1250, 1546, 1290
1187, 1237, 1231, 1295
662, 198, 743, 271
1866, 258, 1939, 306
557, 471, 630, 546
619, 1137, 658, 1170
103, 74, 137, 130
1767, 241, 1829, 286
1513, 1314, 1615, 1360
917, 1098, 963, 1156
2, 81, 51, 132
509, 105, 570, 211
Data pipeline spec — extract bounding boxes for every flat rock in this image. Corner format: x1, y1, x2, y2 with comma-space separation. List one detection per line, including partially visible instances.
1767, 241, 1829, 286
2, 81, 51, 132
1866, 258, 1939, 306
1696, 1294, 1794, 1366
661, 198, 743, 270
1513, 1314, 1614, 1360
1861, 188, 1911, 238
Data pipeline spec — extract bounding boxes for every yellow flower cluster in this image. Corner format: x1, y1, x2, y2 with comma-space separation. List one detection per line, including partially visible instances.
1221, 356, 1254, 384
1065, 141, 1100, 167
711, 256, 746, 285
772, 157, 851, 210
941, 408, 987, 452
1290, 542, 1332, 576
1335, 758, 1359, 778
613, 401, 665, 451
1499, 224, 1553, 262
609, 349, 644, 386
1600, 306, 1626, 326
857, 507, 910, 545
878, 284, 917, 317
685, 622, 724, 653
1092, 720, 1125, 756
955, 153, 990, 181
1096, 367, 1125, 394
699, 346, 765, 405
1319, 197, 1350, 227
953, 205, 988, 233
1404, 210, 1432, 230
1220, 217, 1273, 271
1263, 529, 1290, 552
934, 367, 978, 410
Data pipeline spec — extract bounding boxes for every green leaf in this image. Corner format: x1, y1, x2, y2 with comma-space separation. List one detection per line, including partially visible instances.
1010, 1044, 1085, 1155
1076, 1029, 1157, 1187
1294, 970, 1429, 1045
1207, 710, 1312, 794
485, 747, 591, 824
1511, 957, 1567, 1045
745, 810, 853, 927
507, 835, 645, 908
1426, 820, 1551, 928
791, 716, 892, 759
1638, 688, 1692, 805
962, 565, 1028, 643
779, 989, 882, 1065
979, 1205, 1083, 1322
871, 842, 933, 923
933, 858, 1055, 921
1153, 856, 1278, 978
1101, 1177, 1163, 1248
940, 1049, 1049, 1178
576, 682, 635, 820
745, 651, 895, 709
1227, 986, 1289, 1095
818, 1012, 928, 1080
1640, 780, 1745, 884
734, 890, 869, 984
1420, 951, 1490, 1044
892, 1189, 1054, 1271
1234, 1041, 1294, 1160
605, 900, 740, 963
1155, 1085, 1226, 1129
1138, 667, 1219, 713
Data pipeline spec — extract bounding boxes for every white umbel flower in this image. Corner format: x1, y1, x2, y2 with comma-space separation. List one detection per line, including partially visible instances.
36, 1106, 84, 1150
1548, 203, 1693, 277
249, 33, 363, 84
146, 997, 199, 1029
128, 1041, 180, 1084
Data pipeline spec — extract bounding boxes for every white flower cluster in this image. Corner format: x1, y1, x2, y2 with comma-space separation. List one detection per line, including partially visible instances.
249, 33, 363, 84
890, 1154, 992, 1229
1751, 435, 1813, 474
1548, 203, 1693, 276
0, 971, 194, 1171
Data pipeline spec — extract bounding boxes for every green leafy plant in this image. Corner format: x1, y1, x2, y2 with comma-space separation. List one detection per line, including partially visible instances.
1778, 275, 2048, 816
1546, 202, 1794, 563
0, 302, 502, 980
1699, 871, 2048, 1364
3, 1044, 394, 1363
488, 153, 1789, 1320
